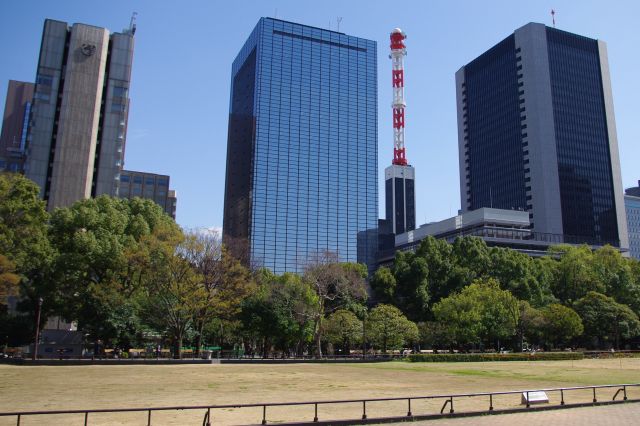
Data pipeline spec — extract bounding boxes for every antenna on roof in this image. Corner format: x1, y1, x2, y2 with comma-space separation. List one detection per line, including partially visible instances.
129, 12, 138, 35
337, 17, 343, 32
551, 9, 556, 28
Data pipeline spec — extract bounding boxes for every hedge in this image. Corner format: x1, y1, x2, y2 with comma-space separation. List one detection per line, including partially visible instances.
407, 352, 584, 362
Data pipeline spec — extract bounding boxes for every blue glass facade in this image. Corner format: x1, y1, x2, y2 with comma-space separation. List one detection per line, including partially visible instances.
546, 28, 618, 244
223, 18, 378, 274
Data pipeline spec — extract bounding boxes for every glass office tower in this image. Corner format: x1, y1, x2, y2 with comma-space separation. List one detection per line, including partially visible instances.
223, 18, 378, 274
456, 23, 627, 248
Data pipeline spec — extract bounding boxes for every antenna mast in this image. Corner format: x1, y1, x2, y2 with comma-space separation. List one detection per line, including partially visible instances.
551, 9, 556, 28
129, 12, 138, 35
390, 28, 408, 166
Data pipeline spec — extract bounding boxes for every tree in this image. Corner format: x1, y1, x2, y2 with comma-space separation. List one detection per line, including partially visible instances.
324, 309, 362, 355
592, 246, 640, 314
417, 321, 453, 352
574, 291, 640, 349
367, 304, 418, 353
392, 253, 430, 322
433, 278, 519, 350
0, 254, 19, 304
548, 245, 603, 304
489, 247, 551, 305
138, 227, 204, 358
303, 252, 368, 357
181, 230, 254, 355
517, 301, 546, 350
370, 266, 396, 304
539, 303, 583, 349
48, 196, 179, 345
240, 271, 317, 357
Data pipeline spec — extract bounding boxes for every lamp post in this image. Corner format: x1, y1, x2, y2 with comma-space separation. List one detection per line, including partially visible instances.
32, 297, 43, 361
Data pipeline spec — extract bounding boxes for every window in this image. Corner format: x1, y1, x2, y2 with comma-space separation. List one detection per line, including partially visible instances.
120, 175, 130, 183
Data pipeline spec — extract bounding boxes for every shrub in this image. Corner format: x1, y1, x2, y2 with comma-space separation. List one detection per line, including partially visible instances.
407, 352, 583, 362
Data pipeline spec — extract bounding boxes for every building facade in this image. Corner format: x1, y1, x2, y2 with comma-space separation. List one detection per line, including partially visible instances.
385, 164, 415, 235
25, 19, 134, 210
223, 18, 378, 273
0, 81, 34, 173
118, 170, 177, 219
626, 181, 640, 260
456, 23, 627, 249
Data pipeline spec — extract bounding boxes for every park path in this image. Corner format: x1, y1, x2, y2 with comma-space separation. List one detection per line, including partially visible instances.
387, 402, 640, 425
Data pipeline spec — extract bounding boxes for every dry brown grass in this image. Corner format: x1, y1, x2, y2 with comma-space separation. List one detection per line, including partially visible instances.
1, 358, 640, 425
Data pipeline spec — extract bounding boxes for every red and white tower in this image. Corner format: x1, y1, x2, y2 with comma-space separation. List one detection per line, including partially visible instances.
385, 28, 415, 235
390, 28, 407, 165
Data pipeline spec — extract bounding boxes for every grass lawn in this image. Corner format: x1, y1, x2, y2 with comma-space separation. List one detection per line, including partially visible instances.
1, 359, 639, 425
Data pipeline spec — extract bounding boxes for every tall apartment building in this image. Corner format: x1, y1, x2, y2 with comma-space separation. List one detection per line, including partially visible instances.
223, 18, 378, 273
625, 181, 640, 260
456, 23, 627, 248
25, 19, 134, 209
0, 81, 34, 173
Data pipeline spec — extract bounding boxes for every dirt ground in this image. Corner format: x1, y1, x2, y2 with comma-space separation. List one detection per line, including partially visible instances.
1, 359, 639, 425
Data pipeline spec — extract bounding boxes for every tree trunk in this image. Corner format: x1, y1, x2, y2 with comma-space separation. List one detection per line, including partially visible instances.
174, 335, 182, 359
194, 323, 203, 357
314, 316, 323, 358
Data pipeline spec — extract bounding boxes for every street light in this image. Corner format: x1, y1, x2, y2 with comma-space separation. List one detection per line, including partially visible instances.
32, 297, 43, 361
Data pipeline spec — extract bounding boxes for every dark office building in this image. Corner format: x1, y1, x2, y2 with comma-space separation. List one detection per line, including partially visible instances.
385, 165, 415, 234
456, 23, 627, 248
0, 81, 34, 173
223, 18, 378, 274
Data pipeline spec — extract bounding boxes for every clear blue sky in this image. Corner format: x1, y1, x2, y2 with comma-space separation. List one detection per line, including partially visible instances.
1, 0, 638, 231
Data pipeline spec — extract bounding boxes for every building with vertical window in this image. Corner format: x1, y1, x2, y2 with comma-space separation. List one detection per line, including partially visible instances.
625, 181, 640, 260
24, 19, 134, 210
118, 170, 177, 219
0, 81, 34, 173
456, 23, 627, 249
223, 18, 378, 274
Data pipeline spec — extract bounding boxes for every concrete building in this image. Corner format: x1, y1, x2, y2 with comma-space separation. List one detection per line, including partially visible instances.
625, 181, 640, 260
223, 18, 378, 273
0, 81, 34, 173
118, 170, 177, 219
25, 19, 134, 210
456, 23, 627, 249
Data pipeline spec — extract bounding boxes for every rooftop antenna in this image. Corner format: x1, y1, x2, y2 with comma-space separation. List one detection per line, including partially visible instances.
337, 17, 343, 32
551, 9, 556, 28
129, 12, 137, 35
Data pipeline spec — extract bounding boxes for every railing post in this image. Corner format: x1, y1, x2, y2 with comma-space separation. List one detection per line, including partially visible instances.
593, 387, 597, 403
560, 389, 565, 405
84, 412, 88, 426
449, 398, 454, 414
262, 405, 267, 425
314, 403, 318, 422
489, 394, 493, 411
624, 385, 628, 401
362, 401, 367, 420
407, 398, 412, 416
16, 414, 20, 426
526, 391, 530, 408
148, 409, 152, 426
203, 408, 211, 426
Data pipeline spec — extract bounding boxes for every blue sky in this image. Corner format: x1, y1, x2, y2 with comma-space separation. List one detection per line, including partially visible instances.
1, 0, 638, 231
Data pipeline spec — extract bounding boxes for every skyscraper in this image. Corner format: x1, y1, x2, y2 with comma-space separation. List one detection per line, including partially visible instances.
223, 18, 378, 273
25, 19, 135, 209
0, 81, 34, 173
456, 23, 627, 248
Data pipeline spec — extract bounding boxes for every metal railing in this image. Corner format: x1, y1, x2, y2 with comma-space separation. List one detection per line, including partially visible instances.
1, 383, 638, 425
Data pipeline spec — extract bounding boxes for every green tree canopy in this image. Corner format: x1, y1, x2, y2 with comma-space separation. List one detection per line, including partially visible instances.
574, 291, 640, 349
367, 304, 418, 353
539, 303, 583, 349
324, 309, 362, 354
